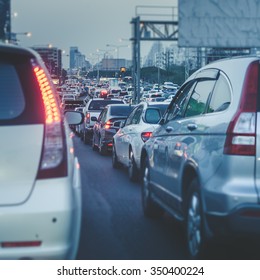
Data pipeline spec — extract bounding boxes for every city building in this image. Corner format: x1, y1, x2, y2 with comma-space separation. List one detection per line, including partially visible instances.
32, 45, 62, 79
70, 46, 91, 70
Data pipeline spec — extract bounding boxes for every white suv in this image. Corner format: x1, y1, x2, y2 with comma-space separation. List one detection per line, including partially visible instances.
0, 43, 83, 259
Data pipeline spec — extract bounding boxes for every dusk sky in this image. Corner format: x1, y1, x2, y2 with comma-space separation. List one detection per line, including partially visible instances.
11, 0, 178, 65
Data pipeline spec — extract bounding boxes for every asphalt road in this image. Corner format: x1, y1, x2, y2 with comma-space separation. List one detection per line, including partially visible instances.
73, 134, 260, 260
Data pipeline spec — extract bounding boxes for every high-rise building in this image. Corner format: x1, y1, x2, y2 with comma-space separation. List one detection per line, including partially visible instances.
69, 46, 91, 70
32, 45, 62, 78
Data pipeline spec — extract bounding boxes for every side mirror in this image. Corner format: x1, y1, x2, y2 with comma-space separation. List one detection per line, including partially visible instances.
64, 111, 84, 125
145, 108, 161, 124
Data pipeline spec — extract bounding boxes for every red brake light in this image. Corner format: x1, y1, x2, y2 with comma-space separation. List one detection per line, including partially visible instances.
224, 61, 258, 156
104, 120, 113, 129
86, 112, 90, 123
33, 64, 67, 178
141, 131, 153, 142
34, 67, 61, 124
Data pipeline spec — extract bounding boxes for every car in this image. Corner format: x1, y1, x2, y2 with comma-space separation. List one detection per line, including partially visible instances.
62, 93, 76, 102
112, 101, 168, 181
81, 98, 125, 144
140, 56, 260, 259
74, 106, 85, 135
0, 43, 84, 259
92, 104, 135, 155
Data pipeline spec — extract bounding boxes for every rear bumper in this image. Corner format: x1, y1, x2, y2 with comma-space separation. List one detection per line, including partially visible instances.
0, 177, 82, 260
84, 127, 93, 139
101, 131, 116, 151
206, 204, 260, 237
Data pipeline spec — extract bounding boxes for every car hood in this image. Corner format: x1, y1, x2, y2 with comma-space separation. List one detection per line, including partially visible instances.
0, 125, 44, 205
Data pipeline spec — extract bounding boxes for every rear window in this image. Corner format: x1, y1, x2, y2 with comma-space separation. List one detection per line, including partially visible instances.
88, 100, 124, 110
110, 105, 134, 116
148, 104, 168, 116
0, 63, 25, 120
0, 53, 45, 125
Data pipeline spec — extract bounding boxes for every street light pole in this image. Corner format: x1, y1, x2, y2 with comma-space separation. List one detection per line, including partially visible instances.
106, 44, 129, 72
11, 31, 32, 44
97, 48, 115, 78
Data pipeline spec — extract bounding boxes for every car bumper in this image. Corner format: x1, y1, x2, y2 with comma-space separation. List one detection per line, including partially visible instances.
206, 204, 260, 237
84, 127, 93, 139
0, 177, 82, 260
101, 131, 116, 151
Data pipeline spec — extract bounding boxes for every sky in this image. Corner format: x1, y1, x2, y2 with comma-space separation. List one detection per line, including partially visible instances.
11, 0, 178, 65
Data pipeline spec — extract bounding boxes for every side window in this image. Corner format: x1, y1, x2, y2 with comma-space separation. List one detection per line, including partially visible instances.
132, 106, 143, 124
185, 79, 216, 117
125, 107, 138, 126
98, 110, 104, 122
166, 81, 196, 122
207, 74, 231, 113
100, 109, 107, 122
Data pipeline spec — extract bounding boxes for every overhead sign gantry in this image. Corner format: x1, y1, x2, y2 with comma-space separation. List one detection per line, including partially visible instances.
131, 6, 178, 103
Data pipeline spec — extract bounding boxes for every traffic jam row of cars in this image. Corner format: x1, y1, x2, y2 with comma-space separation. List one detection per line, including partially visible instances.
71, 56, 260, 259
2, 42, 260, 259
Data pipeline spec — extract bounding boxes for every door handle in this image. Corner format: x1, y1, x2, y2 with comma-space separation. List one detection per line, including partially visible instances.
166, 126, 173, 133
187, 123, 197, 131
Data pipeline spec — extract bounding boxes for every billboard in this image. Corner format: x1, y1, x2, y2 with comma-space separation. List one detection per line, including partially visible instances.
178, 0, 260, 48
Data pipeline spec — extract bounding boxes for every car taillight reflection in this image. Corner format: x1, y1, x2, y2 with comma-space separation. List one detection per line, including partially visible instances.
2, 241, 42, 248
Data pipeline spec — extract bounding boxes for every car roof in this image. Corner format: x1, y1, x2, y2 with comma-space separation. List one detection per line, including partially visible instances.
0, 43, 42, 61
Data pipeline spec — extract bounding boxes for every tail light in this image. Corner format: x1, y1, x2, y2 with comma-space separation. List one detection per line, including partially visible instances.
104, 120, 113, 129
33, 64, 67, 178
141, 131, 153, 142
224, 61, 258, 156
86, 112, 90, 124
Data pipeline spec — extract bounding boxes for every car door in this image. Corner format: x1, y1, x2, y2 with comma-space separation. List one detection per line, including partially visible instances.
150, 70, 219, 214
93, 108, 107, 144
115, 106, 137, 163
116, 105, 144, 166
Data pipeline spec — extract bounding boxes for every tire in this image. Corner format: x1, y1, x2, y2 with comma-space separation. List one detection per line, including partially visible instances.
141, 156, 163, 218
98, 136, 106, 155
112, 145, 120, 168
128, 149, 139, 182
92, 134, 97, 151
83, 131, 90, 144
185, 178, 208, 259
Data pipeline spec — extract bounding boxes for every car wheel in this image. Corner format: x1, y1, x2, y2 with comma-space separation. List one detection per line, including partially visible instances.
98, 136, 106, 155
128, 149, 139, 182
80, 130, 83, 141
186, 178, 208, 259
112, 145, 120, 168
92, 134, 97, 151
141, 156, 163, 218
83, 131, 90, 144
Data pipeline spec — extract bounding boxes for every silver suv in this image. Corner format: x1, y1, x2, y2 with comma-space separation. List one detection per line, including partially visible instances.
140, 56, 260, 259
